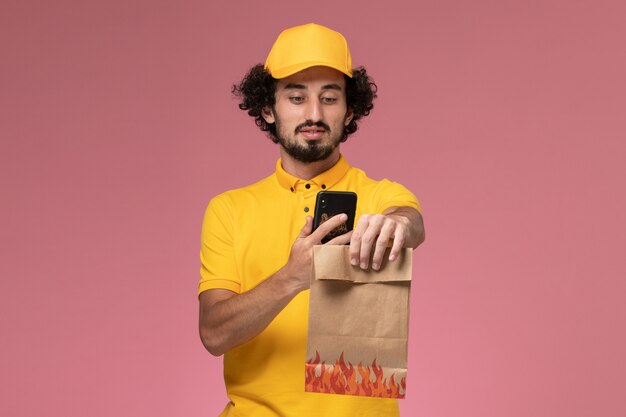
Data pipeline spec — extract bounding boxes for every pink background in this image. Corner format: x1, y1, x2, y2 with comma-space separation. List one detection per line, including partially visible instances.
2, 0, 625, 416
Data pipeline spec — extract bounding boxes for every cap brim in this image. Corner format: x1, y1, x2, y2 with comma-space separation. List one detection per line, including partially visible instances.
268, 62, 353, 79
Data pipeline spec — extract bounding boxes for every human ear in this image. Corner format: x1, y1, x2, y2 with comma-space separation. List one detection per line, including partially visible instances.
344, 108, 354, 126
261, 106, 275, 124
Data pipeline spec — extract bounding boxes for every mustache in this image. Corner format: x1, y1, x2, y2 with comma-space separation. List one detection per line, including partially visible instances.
295, 120, 331, 133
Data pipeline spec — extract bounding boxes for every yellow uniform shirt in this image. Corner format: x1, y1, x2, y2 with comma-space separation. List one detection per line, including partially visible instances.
199, 155, 420, 417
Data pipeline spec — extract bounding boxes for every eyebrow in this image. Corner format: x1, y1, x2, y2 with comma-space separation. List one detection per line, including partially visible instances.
282, 83, 343, 91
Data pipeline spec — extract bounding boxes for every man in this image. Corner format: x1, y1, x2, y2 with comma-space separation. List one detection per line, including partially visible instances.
198, 23, 425, 416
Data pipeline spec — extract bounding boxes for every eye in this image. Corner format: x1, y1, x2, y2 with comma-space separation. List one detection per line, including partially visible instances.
289, 96, 305, 104
321, 97, 338, 104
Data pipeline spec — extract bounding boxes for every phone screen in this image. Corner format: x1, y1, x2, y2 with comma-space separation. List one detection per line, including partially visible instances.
312, 191, 357, 243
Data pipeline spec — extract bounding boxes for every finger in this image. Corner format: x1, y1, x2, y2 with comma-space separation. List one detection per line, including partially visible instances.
349, 215, 369, 266
325, 230, 353, 246
297, 216, 313, 238
371, 221, 395, 270
310, 213, 347, 243
388, 227, 405, 262
359, 215, 385, 269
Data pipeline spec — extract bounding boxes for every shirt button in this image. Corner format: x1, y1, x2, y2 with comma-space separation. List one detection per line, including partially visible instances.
304, 207, 309, 212
321, 184, 326, 189
305, 184, 311, 189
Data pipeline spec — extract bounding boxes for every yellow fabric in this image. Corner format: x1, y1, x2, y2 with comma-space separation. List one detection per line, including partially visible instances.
199, 155, 420, 417
264, 23, 353, 79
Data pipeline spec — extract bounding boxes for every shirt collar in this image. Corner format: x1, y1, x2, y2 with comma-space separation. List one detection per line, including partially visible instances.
275, 155, 351, 193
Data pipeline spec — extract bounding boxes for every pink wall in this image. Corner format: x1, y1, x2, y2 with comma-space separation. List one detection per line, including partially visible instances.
2, 1, 625, 416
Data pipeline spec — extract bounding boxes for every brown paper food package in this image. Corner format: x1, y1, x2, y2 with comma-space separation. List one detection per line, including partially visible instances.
305, 245, 412, 399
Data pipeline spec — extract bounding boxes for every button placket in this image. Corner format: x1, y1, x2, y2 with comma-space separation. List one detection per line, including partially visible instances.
293, 189, 309, 215
303, 189, 316, 215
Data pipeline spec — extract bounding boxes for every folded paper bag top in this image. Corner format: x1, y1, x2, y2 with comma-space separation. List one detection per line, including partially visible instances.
312, 245, 412, 283
306, 245, 412, 399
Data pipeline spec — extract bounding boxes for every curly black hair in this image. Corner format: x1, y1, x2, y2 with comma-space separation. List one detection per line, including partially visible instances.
232, 65, 377, 143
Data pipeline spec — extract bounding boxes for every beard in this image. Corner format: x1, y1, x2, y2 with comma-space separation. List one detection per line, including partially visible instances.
274, 118, 344, 164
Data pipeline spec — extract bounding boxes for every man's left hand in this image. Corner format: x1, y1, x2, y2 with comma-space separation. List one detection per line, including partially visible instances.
347, 207, 424, 271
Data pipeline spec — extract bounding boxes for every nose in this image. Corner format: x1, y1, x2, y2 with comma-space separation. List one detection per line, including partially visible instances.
305, 99, 323, 122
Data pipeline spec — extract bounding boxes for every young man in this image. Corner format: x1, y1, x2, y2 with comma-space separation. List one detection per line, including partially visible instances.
198, 23, 425, 416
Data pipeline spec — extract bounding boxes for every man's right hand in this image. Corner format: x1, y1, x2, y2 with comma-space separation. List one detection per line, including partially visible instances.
282, 213, 349, 293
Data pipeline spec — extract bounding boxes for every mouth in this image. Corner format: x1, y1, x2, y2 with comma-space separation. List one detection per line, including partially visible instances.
298, 126, 327, 140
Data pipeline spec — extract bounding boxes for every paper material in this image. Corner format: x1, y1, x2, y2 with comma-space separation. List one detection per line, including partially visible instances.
306, 245, 412, 399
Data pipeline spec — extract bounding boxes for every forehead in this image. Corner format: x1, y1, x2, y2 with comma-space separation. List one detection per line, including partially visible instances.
276, 66, 346, 91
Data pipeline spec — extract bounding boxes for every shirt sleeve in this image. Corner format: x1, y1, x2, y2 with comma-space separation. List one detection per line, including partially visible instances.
373, 179, 421, 214
198, 194, 241, 296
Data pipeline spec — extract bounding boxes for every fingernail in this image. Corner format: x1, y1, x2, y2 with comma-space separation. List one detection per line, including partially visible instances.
372, 263, 379, 270
389, 254, 396, 261
360, 263, 367, 269
351, 258, 358, 266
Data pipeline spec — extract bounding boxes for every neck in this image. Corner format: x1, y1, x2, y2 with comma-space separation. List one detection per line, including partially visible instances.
279, 147, 341, 180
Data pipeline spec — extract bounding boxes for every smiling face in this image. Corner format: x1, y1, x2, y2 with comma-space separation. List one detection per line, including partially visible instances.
262, 66, 354, 164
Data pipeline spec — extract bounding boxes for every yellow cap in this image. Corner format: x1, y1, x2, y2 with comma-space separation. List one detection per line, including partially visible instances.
264, 23, 353, 79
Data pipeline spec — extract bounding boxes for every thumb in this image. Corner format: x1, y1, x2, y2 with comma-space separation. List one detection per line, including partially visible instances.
297, 216, 314, 238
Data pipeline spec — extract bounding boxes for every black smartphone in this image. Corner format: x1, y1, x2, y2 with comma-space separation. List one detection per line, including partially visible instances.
312, 191, 357, 244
